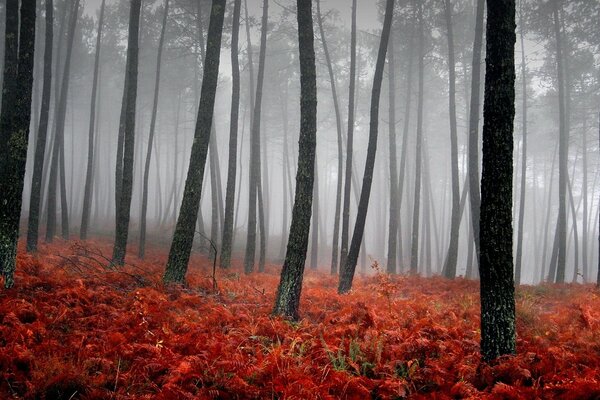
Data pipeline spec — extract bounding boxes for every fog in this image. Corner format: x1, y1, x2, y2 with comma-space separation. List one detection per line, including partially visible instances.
5, 0, 600, 284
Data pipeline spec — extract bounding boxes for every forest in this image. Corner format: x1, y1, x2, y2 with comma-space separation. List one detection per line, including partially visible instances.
0, 0, 599, 398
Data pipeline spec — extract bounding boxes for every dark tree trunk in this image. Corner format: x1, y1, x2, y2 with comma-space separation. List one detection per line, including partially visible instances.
80, 0, 106, 241
339, 0, 357, 270
442, 0, 460, 279
220, 0, 242, 269
46, 0, 79, 242
163, 0, 225, 283
244, 0, 268, 274
410, 2, 425, 273
26, 0, 52, 253
386, 30, 398, 275
0, 0, 36, 288
272, 0, 317, 319
315, 0, 343, 275
338, 0, 394, 294
310, 154, 319, 270
553, 0, 567, 283
468, 0, 485, 263
515, 0, 527, 285
112, 0, 142, 265
479, 0, 516, 362
139, 0, 169, 258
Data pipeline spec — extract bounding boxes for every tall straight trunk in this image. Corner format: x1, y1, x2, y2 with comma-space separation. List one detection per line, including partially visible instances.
479, 0, 516, 362
310, 155, 319, 270
553, 0, 567, 283
243, 0, 268, 274
442, 0, 460, 279
468, 0, 485, 262
542, 140, 558, 280
80, 0, 106, 240
338, 0, 395, 294
0, 0, 36, 288
567, 174, 579, 282
316, 0, 343, 275
163, 0, 225, 283
340, 0, 357, 270
220, 0, 242, 269
46, 0, 79, 242
112, 0, 142, 265
582, 116, 589, 280
514, 0, 527, 285
272, 0, 317, 319
26, 0, 53, 252
386, 29, 398, 275
139, 0, 169, 258
410, 2, 425, 273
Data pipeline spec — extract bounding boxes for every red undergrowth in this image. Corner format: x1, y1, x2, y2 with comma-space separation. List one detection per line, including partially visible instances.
1, 240, 600, 399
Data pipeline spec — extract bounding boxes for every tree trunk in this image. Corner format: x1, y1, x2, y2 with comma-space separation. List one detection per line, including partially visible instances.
410, 2, 425, 273
340, 0, 357, 271
310, 154, 319, 270
0, 0, 36, 288
386, 28, 398, 275
244, 0, 268, 274
338, 0, 395, 294
272, 0, 317, 319
220, 0, 242, 269
112, 0, 142, 265
26, 0, 53, 253
442, 0, 460, 279
582, 116, 589, 281
597, 112, 600, 287
139, 0, 169, 258
468, 0, 485, 263
46, 0, 79, 242
315, 0, 343, 275
163, 0, 225, 283
80, 0, 106, 241
479, 0, 516, 362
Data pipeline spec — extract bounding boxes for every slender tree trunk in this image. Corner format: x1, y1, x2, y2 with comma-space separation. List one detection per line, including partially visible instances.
340, 0, 357, 270
244, 0, 268, 274
80, 0, 106, 240
139, 0, 169, 258
26, 0, 53, 252
163, 0, 225, 283
582, 116, 589, 281
479, 0, 516, 362
386, 28, 398, 275
272, 0, 317, 319
220, 0, 242, 269
338, 0, 395, 294
468, 0, 485, 263
567, 174, 579, 282
316, 0, 343, 275
310, 155, 319, 270
442, 0, 460, 279
0, 0, 36, 288
410, 2, 425, 273
46, 0, 79, 242
515, 0, 527, 285
112, 0, 142, 265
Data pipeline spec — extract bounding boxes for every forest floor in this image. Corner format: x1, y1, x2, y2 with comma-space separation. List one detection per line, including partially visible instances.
1, 240, 600, 399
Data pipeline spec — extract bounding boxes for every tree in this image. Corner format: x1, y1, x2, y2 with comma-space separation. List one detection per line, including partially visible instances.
139, 0, 170, 258
315, 0, 344, 275
339, 0, 357, 270
386, 24, 398, 275
338, 0, 395, 294
442, 0, 460, 279
0, 0, 36, 288
112, 0, 142, 266
220, 0, 242, 269
479, 0, 516, 361
272, 0, 317, 319
26, 0, 53, 252
244, 0, 268, 274
163, 0, 226, 283
80, 0, 107, 241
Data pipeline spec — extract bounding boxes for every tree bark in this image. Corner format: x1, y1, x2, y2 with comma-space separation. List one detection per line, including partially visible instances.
479, 0, 516, 362
26, 0, 53, 253
0, 0, 36, 288
163, 0, 226, 283
386, 27, 398, 275
338, 0, 395, 294
112, 0, 142, 265
220, 0, 242, 269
